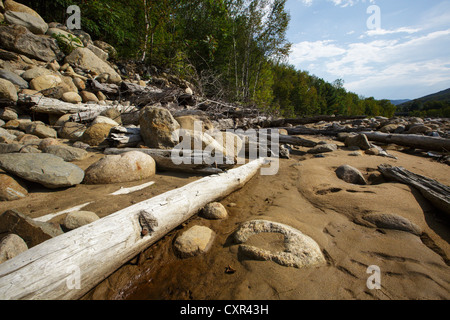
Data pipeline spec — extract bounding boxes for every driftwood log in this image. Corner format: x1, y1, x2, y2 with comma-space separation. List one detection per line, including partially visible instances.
0, 158, 266, 300
269, 115, 367, 128
363, 132, 450, 153
378, 165, 450, 217
104, 147, 236, 174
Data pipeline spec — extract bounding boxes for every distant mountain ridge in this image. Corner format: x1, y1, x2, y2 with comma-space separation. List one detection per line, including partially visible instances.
390, 99, 411, 106
396, 88, 450, 117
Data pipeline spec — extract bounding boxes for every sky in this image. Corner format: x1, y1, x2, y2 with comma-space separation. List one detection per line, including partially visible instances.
285, 0, 450, 100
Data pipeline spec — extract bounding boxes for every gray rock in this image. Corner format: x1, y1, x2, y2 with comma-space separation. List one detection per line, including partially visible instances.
308, 143, 337, 154
0, 143, 22, 154
335, 164, 367, 185
173, 225, 216, 258
0, 69, 29, 89
233, 220, 326, 269
4, 10, 48, 35
201, 202, 228, 220
0, 153, 85, 189
25, 122, 57, 139
83, 151, 156, 184
0, 25, 62, 62
43, 144, 88, 162
0, 210, 63, 248
21, 66, 54, 81
63, 211, 100, 230
362, 213, 422, 236
139, 103, 180, 149
0, 234, 28, 264
344, 134, 371, 150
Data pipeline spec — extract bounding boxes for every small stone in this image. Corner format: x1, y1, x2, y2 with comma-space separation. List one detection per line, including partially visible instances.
62, 91, 82, 103
308, 143, 337, 154
25, 122, 57, 139
173, 225, 216, 258
362, 213, 422, 236
335, 165, 367, 185
0, 234, 28, 264
64, 211, 100, 230
201, 202, 228, 220
80, 90, 99, 103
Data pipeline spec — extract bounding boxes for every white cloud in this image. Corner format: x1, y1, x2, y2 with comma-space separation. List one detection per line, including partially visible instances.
365, 27, 421, 37
298, 0, 375, 7
289, 28, 450, 98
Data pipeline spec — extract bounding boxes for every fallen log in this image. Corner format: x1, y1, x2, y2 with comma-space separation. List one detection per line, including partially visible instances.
363, 132, 450, 153
269, 115, 367, 128
286, 126, 368, 136
104, 147, 235, 174
378, 165, 450, 217
0, 158, 266, 300
19, 94, 131, 117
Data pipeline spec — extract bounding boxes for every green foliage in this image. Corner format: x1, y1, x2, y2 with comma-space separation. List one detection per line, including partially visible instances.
24, 0, 398, 118
51, 33, 83, 55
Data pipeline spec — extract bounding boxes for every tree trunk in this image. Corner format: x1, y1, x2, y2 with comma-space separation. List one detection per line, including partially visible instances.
0, 158, 266, 300
363, 132, 450, 153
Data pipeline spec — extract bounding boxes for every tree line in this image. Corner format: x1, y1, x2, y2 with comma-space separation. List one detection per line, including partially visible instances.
24, 0, 396, 118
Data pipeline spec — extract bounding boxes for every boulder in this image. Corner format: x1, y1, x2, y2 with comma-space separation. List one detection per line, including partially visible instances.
93, 40, 117, 59
21, 67, 54, 81
87, 43, 108, 61
61, 91, 82, 103
201, 202, 228, 220
211, 131, 243, 158
0, 234, 28, 264
0, 153, 85, 189
80, 90, 99, 103
83, 151, 156, 184
25, 122, 57, 139
63, 211, 100, 230
0, 107, 18, 121
335, 165, 367, 185
139, 104, 180, 149
81, 123, 114, 146
344, 134, 371, 151
64, 47, 121, 84
174, 115, 214, 132
0, 69, 29, 89
0, 78, 18, 102
4, 10, 48, 35
0, 209, 63, 248
0, 173, 28, 201
0, 143, 22, 154
308, 143, 338, 154
3, 0, 42, 19
43, 144, 88, 162
30, 74, 62, 92
91, 115, 119, 127
0, 25, 61, 62
173, 225, 216, 258
58, 121, 86, 141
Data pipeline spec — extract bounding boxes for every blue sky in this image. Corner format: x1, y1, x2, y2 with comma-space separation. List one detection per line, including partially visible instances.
285, 0, 450, 100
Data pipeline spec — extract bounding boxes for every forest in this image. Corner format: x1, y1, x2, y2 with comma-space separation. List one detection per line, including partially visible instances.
22, 0, 397, 118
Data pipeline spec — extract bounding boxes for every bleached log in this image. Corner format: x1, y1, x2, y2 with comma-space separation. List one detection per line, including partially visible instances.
0, 158, 266, 300
378, 165, 450, 216
363, 132, 450, 153
20, 94, 131, 117
104, 148, 235, 174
